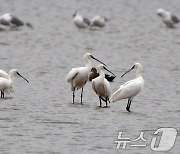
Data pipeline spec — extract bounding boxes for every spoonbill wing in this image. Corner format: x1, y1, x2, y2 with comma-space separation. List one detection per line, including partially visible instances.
111, 79, 143, 102
66, 68, 78, 83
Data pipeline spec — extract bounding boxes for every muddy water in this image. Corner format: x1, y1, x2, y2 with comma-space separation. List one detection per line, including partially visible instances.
0, 0, 180, 153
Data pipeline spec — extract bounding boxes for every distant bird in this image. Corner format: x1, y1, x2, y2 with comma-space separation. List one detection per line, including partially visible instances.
92, 64, 115, 107
90, 15, 108, 28
157, 8, 179, 28
110, 63, 144, 112
0, 69, 29, 98
73, 11, 90, 29
0, 13, 33, 30
89, 67, 116, 82
66, 53, 106, 104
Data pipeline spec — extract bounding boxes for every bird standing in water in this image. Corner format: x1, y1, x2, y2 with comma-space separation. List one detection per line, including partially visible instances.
110, 63, 144, 112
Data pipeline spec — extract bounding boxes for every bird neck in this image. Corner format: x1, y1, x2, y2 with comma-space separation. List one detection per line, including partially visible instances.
8, 73, 14, 81
136, 67, 142, 78
98, 69, 105, 78
85, 59, 92, 71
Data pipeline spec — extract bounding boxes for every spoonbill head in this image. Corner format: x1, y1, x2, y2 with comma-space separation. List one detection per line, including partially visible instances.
92, 64, 114, 107
8, 69, 29, 83
73, 11, 90, 29
157, 8, 179, 28
66, 53, 106, 104
110, 63, 144, 112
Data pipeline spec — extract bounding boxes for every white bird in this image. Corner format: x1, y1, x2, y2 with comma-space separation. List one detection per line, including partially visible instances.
110, 63, 144, 112
66, 53, 105, 104
66, 53, 106, 104
0, 13, 33, 30
73, 11, 91, 29
0, 69, 29, 98
157, 8, 179, 28
90, 15, 108, 28
92, 64, 115, 107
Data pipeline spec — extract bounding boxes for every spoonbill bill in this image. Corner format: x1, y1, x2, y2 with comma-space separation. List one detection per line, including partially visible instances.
157, 8, 179, 28
110, 63, 144, 112
66, 53, 106, 104
92, 64, 115, 107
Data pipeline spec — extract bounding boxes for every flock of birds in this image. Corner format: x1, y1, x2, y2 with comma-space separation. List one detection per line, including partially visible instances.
0, 8, 179, 111
67, 8, 179, 112
66, 53, 144, 112
72, 8, 179, 30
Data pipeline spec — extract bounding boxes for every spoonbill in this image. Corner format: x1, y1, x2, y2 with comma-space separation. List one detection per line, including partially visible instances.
66, 53, 106, 104
110, 63, 144, 112
90, 15, 108, 28
89, 67, 116, 82
0, 13, 33, 30
73, 11, 90, 29
92, 64, 115, 107
157, 8, 179, 28
0, 69, 29, 98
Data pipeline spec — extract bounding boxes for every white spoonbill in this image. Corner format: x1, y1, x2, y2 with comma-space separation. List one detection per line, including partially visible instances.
110, 63, 144, 112
0, 13, 33, 30
157, 9, 179, 28
92, 64, 115, 107
66, 53, 106, 104
0, 69, 29, 98
73, 11, 90, 29
90, 15, 108, 28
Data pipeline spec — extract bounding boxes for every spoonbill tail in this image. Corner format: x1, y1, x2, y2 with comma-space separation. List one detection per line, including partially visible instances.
110, 63, 144, 112
0, 13, 33, 30
0, 69, 29, 98
157, 8, 179, 28
89, 67, 116, 82
92, 64, 115, 107
73, 11, 90, 29
66, 53, 106, 104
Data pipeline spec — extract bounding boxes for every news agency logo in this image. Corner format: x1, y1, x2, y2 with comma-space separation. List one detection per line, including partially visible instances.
115, 127, 177, 151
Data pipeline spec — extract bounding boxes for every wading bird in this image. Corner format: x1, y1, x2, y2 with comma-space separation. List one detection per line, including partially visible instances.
92, 64, 115, 107
0, 69, 29, 98
0, 13, 33, 30
110, 63, 144, 112
66, 53, 106, 104
73, 11, 90, 29
157, 8, 179, 28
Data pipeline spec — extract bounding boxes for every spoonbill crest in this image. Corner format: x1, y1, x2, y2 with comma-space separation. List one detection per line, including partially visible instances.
92, 64, 115, 107
110, 63, 144, 112
66, 53, 106, 104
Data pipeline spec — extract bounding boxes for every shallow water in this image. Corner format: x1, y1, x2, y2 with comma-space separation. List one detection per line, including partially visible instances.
0, 0, 180, 153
